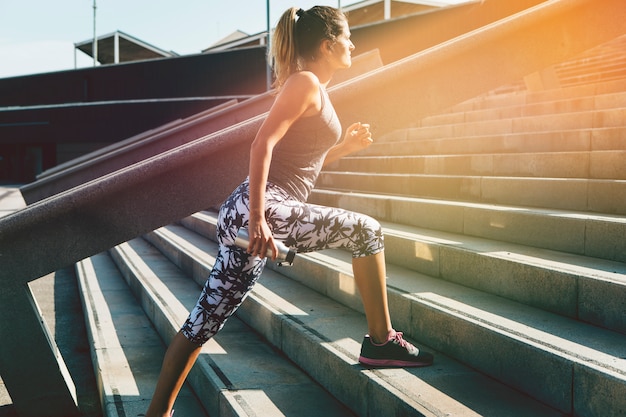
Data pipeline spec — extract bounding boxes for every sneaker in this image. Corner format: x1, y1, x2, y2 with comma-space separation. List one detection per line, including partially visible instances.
359, 330, 434, 367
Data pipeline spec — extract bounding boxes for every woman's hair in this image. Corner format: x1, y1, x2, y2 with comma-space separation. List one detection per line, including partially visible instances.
269, 6, 347, 89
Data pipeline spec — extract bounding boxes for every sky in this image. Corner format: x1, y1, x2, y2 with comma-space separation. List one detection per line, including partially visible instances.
0, 1, 467, 79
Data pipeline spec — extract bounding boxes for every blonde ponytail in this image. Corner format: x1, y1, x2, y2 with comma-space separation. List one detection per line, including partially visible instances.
269, 7, 299, 89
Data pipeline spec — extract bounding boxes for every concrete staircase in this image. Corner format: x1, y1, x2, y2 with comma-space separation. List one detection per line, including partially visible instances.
75, 37, 626, 416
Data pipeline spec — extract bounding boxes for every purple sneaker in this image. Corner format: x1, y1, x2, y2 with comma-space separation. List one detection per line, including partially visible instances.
359, 330, 434, 367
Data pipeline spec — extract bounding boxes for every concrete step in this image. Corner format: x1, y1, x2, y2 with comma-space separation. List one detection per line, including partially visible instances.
367, 126, 626, 156
555, 37, 626, 87
75, 252, 209, 417
448, 77, 626, 114
326, 150, 626, 180
421, 89, 626, 128
316, 171, 626, 215
182, 209, 626, 337
143, 222, 564, 417
107, 237, 356, 417
380, 107, 625, 144
163, 215, 626, 416
308, 189, 626, 265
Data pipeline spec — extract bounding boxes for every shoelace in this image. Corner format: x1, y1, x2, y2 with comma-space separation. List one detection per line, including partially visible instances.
391, 331, 418, 354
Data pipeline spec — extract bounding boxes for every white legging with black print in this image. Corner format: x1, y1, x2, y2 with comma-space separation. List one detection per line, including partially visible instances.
181, 178, 384, 345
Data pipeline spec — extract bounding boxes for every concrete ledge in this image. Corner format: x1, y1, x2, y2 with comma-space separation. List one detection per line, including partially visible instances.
328, 151, 606, 179
108, 238, 356, 417
1, 115, 259, 287
174, 213, 626, 416
450, 78, 626, 114
75, 253, 207, 417
184, 209, 626, 336
381, 107, 623, 143
318, 172, 626, 214
0, 185, 25, 218
325, 150, 626, 180
424, 89, 626, 126
144, 221, 562, 416
372, 128, 600, 154
309, 188, 626, 264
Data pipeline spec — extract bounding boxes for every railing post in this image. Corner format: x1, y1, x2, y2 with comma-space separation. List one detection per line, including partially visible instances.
0, 283, 80, 416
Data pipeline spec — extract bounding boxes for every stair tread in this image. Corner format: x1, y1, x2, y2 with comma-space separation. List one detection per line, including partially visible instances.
327, 151, 626, 180
111, 237, 355, 417
309, 188, 626, 265
166, 216, 626, 414
147, 224, 563, 416
458, 77, 626, 106
191, 209, 626, 278
380, 220, 626, 280
321, 170, 626, 182
317, 171, 626, 214
185, 210, 626, 332
337, 149, 626, 158
76, 252, 209, 417
164, 219, 626, 370
423, 90, 626, 124
311, 187, 626, 228
307, 248, 626, 370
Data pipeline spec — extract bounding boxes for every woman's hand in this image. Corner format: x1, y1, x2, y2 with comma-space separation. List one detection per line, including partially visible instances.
343, 122, 373, 153
246, 214, 279, 261
322, 121, 374, 167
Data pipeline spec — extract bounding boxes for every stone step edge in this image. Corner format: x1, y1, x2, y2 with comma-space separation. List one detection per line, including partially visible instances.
75, 253, 208, 417
321, 170, 626, 182
327, 150, 626, 180
182, 210, 626, 333
376, 126, 624, 149
308, 188, 626, 265
109, 239, 356, 417
148, 222, 626, 415
378, 107, 625, 144
142, 226, 563, 417
448, 77, 626, 114
174, 212, 626, 344
420, 90, 626, 127
315, 172, 626, 215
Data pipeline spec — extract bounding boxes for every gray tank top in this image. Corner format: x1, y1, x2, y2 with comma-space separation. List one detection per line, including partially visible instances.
268, 88, 342, 201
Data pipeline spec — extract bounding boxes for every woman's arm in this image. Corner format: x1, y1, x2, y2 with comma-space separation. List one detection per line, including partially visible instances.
247, 72, 322, 258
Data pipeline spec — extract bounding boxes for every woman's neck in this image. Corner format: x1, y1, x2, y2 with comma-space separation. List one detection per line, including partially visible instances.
302, 60, 334, 88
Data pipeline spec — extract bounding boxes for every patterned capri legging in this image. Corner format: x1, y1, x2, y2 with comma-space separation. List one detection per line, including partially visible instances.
181, 178, 385, 345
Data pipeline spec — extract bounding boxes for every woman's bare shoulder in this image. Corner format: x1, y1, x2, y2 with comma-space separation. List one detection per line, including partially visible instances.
273, 71, 322, 117
282, 71, 320, 94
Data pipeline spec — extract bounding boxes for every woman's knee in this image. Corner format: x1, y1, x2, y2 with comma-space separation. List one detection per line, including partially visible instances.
353, 214, 384, 258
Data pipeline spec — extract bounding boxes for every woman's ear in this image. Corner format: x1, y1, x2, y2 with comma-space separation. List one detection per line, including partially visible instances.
319, 39, 334, 55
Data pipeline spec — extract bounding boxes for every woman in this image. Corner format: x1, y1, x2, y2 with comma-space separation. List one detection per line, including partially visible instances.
146, 6, 433, 416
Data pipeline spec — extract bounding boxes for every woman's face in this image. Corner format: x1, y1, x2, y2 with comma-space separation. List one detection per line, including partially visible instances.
329, 20, 355, 69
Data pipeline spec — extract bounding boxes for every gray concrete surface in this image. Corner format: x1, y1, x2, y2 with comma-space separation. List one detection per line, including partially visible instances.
0, 186, 24, 416
0, 186, 100, 416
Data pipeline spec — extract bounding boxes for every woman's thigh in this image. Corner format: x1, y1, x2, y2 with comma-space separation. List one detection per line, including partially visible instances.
265, 198, 384, 258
